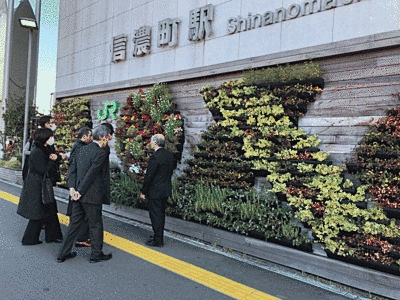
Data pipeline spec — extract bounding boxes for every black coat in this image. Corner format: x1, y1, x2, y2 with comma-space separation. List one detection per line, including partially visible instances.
66, 139, 88, 216
67, 139, 87, 189
141, 148, 174, 199
103, 145, 111, 204
31, 142, 62, 185
17, 144, 56, 220
69, 142, 110, 205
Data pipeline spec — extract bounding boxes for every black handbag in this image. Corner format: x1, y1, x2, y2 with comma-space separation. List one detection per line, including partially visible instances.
42, 172, 55, 205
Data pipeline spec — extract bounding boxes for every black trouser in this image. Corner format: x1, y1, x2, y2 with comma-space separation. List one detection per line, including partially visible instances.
67, 198, 89, 242
148, 197, 167, 244
76, 218, 90, 242
43, 212, 63, 242
58, 201, 103, 259
21, 213, 62, 244
22, 220, 42, 244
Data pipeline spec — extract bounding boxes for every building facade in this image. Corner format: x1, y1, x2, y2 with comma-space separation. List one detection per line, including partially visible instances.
1, 0, 39, 140
55, 0, 400, 165
0, 0, 7, 137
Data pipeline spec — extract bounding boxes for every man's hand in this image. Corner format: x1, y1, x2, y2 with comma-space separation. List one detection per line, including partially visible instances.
72, 191, 82, 201
69, 188, 75, 197
61, 153, 68, 160
140, 193, 146, 200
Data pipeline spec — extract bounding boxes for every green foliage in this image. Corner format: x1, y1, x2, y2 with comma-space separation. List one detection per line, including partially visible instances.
52, 97, 92, 152
242, 61, 324, 85
110, 171, 143, 207
0, 157, 22, 169
52, 97, 92, 186
167, 180, 295, 240
3, 98, 36, 139
115, 83, 183, 178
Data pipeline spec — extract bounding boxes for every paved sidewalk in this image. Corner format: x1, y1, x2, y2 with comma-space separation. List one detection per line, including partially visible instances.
0, 177, 400, 299
50, 184, 399, 300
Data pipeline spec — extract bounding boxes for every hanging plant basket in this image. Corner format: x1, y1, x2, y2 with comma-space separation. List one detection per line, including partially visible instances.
383, 207, 400, 219
252, 169, 269, 177
257, 77, 325, 90
326, 250, 400, 276
267, 236, 313, 253
346, 162, 363, 173
209, 108, 222, 117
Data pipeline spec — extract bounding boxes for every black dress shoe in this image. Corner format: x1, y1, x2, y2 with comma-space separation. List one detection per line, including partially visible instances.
57, 252, 77, 263
90, 253, 112, 263
145, 240, 164, 247
22, 241, 43, 246
46, 238, 63, 244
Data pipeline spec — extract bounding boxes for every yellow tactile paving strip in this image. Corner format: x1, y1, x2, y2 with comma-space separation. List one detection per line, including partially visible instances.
1, 191, 278, 300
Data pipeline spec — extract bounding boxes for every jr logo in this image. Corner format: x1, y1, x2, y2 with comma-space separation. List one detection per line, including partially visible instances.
97, 101, 119, 120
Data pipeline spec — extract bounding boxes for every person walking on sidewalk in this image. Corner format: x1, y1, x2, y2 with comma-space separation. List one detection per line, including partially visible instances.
140, 134, 174, 247
100, 122, 114, 208
66, 126, 92, 248
17, 128, 61, 245
57, 125, 112, 263
37, 115, 67, 242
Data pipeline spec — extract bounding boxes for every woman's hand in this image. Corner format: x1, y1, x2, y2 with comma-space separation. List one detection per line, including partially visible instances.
49, 153, 57, 161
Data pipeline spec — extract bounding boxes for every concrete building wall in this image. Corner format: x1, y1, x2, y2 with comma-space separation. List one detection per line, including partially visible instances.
0, 0, 7, 103
55, 0, 400, 166
8, 0, 39, 105
0, 0, 7, 141
56, 0, 400, 95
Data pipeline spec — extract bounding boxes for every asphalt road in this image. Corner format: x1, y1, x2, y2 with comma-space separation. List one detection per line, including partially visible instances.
0, 180, 379, 300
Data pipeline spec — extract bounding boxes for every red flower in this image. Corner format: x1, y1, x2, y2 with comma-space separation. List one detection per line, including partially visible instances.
138, 130, 150, 136
142, 114, 151, 121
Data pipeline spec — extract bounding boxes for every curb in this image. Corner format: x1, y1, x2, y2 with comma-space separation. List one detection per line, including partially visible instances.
53, 186, 400, 299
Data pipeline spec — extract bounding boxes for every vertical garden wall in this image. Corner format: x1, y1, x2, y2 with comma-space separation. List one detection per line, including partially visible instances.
52, 61, 400, 276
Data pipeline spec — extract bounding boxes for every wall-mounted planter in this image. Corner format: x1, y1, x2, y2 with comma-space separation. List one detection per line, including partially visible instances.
383, 207, 400, 219
326, 251, 400, 276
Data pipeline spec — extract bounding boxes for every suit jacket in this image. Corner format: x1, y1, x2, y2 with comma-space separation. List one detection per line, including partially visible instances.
141, 147, 174, 199
67, 139, 87, 189
70, 142, 109, 205
102, 145, 111, 204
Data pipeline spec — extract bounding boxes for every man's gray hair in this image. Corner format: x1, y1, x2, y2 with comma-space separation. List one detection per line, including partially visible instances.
92, 125, 110, 141
151, 134, 165, 147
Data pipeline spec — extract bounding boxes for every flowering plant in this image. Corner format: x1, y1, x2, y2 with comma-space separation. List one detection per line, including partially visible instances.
115, 84, 183, 179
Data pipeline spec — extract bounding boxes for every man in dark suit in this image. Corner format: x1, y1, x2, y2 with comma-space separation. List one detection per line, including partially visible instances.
100, 122, 115, 206
140, 134, 174, 247
57, 125, 112, 263
66, 126, 92, 247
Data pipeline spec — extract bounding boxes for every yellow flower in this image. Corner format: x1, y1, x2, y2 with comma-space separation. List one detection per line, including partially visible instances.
247, 116, 256, 125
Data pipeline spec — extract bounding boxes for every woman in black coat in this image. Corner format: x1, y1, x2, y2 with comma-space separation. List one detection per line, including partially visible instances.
17, 128, 63, 245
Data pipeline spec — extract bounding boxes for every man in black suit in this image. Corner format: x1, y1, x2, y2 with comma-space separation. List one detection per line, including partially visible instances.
140, 134, 174, 247
57, 125, 112, 263
67, 126, 92, 247
100, 122, 115, 206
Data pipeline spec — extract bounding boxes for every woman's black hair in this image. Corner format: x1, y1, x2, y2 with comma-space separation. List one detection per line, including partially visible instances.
38, 115, 52, 128
33, 128, 53, 146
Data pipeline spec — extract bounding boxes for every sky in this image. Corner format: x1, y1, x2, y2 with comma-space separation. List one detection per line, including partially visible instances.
29, 0, 59, 114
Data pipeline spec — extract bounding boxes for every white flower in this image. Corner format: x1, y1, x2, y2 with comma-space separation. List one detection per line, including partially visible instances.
129, 164, 141, 174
